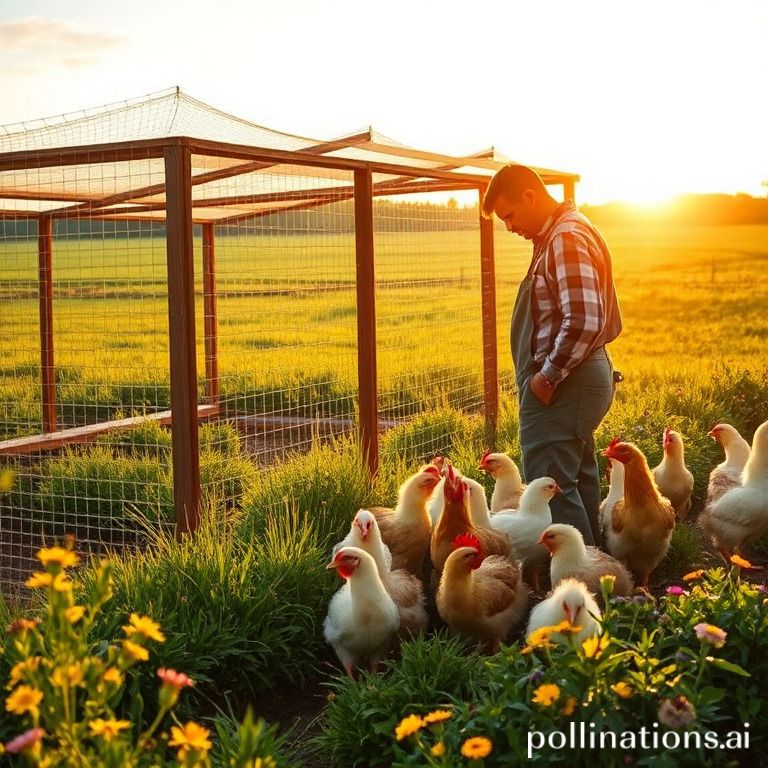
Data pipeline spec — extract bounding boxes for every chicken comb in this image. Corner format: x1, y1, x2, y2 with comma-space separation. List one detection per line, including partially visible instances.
453, 532, 482, 551
446, 462, 456, 483
431, 455, 444, 469
423, 464, 441, 480
479, 448, 492, 464
607, 435, 623, 450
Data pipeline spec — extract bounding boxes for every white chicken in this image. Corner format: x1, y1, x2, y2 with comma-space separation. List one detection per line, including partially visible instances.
427, 456, 449, 526
526, 578, 602, 645
336, 510, 428, 638
478, 450, 525, 512
598, 458, 625, 540
652, 428, 694, 520
488, 477, 559, 591
700, 420, 768, 560
540, 523, 634, 598
324, 547, 400, 677
706, 423, 751, 506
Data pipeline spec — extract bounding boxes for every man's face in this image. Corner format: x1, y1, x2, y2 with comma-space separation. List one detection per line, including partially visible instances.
494, 191, 537, 240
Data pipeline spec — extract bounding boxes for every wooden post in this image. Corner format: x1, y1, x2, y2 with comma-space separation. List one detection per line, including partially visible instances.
479, 188, 498, 447
202, 223, 219, 405
564, 179, 576, 204
38, 216, 57, 433
354, 169, 378, 476
164, 143, 200, 539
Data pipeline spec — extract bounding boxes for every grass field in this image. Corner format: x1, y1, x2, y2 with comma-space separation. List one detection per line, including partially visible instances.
1, 223, 767, 443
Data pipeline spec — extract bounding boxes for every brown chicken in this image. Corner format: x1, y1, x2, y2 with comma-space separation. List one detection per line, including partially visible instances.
431, 464, 511, 575
368, 464, 441, 575
601, 437, 676, 588
436, 534, 529, 652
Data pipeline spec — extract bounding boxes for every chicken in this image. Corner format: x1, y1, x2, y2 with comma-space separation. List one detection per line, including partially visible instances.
598, 458, 625, 540
706, 423, 751, 506
601, 438, 675, 588
540, 523, 634, 598
652, 428, 694, 520
700, 420, 768, 560
431, 465, 511, 575
436, 534, 529, 652
526, 578, 602, 645
478, 450, 525, 512
367, 464, 441, 574
336, 510, 428, 638
488, 477, 559, 591
324, 547, 400, 677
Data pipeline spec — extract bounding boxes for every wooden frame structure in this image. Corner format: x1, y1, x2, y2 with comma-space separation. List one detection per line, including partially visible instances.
0, 90, 579, 538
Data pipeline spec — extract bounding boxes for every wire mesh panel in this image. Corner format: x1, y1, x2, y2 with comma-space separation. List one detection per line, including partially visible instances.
374, 194, 485, 461
193, 160, 359, 508
0, 154, 173, 594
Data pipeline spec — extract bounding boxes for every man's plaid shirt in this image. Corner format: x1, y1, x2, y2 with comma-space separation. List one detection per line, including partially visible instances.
528, 202, 622, 383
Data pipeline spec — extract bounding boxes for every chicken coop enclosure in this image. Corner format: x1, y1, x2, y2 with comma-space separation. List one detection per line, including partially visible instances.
0, 88, 578, 593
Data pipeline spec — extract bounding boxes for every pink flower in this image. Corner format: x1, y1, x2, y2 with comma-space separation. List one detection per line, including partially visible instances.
5, 727, 45, 754
157, 667, 195, 690
693, 623, 727, 648
666, 586, 687, 596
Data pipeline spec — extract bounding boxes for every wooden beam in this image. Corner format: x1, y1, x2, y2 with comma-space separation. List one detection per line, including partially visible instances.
479, 189, 498, 446
164, 144, 200, 539
37, 216, 56, 433
202, 223, 219, 405
354, 168, 378, 476
0, 405, 219, 456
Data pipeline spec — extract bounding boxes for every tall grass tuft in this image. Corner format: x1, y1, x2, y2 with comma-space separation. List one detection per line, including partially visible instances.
312, 633, 490, 768
81, 504, 335, 710
380, 407, 484, 467
239, 435, 376, 549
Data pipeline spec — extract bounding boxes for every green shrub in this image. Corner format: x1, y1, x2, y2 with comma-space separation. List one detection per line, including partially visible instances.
82, 507, 334, 707
313, 633, 490, 768
389, 567, 767, 767
380, 408, 483, 467
239, 435, 375, 548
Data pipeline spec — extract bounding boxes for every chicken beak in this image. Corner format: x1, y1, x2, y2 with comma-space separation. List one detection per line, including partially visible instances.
554, 484, 562, 494
538, 533, 552, 554
706, 429, 716, 439
325, 560, 341, 570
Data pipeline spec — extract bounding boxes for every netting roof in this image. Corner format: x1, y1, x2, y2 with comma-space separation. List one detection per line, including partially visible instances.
0, 87, 578, 223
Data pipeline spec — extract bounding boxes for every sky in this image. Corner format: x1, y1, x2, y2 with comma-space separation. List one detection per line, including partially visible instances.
1, 0, 766, 205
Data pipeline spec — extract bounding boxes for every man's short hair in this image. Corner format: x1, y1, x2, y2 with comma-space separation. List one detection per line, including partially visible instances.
481, 164, 548, 219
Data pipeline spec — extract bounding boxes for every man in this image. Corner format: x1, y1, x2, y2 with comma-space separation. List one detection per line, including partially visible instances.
481, 164, 622, 545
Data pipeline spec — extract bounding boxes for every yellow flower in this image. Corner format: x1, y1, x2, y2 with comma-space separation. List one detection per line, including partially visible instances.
51, 664, 83, 688
562, 696, 577, 715
730, 554, 753, 569
89, 718, 131, 741
102, 668, 123, 686
581, 634, 609, 659
122, 614, 165, 643
52, 573, 73, 593
461, 736, 493, 759
0, 468, 15, 493
395, 714, 424, 741
9, 658, 41, 687
682, 569, 705, 582
532, 683, 561, 707
552, 620, 583, 636
37, 547, 79, 569
64, 606, 86, 624
431, 741, 446, 756
526, 625, 556, 649
122, 640, 149, 662
611, 682, 633, 699
422, 709, 452, 725
6, 685, 43, 717
169, 721, 212, 756
25, 572, 53, 589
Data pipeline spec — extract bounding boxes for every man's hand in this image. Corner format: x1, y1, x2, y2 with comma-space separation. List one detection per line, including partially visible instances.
530, 371, 557, 405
